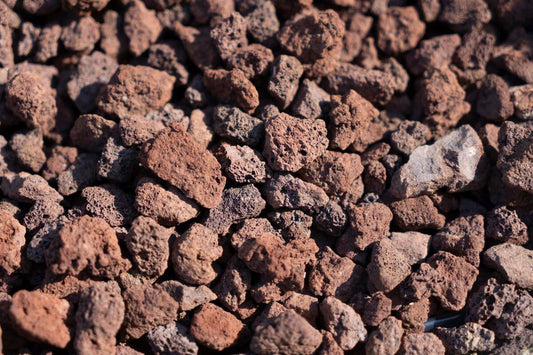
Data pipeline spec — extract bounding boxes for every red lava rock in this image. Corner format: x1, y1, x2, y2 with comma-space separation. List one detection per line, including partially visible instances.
57, 153, 99, 196
190, 303, 246, 351
308, 247, 364, 302
281, 292, 319, 325
205, 184, 266, 235
123, 0, 161, 56
497, 121, 533, 194
477, 74, 514, 123
173, 23, 220, 70
161, 280, 216, 311
140, 124, 226, 208
268, 210, 312, 240
69, 114, 117, 152
43, 146, 78, 182
203, 68, 259, 113
406, 34, 461, 75
45, 215, 131, 279
365, 316, 404, 355
377, 7, 425, 56
246, 1, 279, 45
2, 172, 63, 203
483, 243, 533, 290
329, 89, 379, 151
263, 113, 328, 172
122, 283, 179, 339
97, 65, 175, 120
402, 252, 479, 311
398, 297, 430, 332
134, 178, 199, 226
277, 9, 344, 67
348, 202, 393, 251
10, 130, 46, 173
189, 0, 234, 24
171, 223, 223, 285
267, 55, 303, 110
367, 238, 412, 293
62, 0, 109, 14
300, 150, 363, 195
214, 257, 251, 312
320, 296, 367, 350
414, 67, 470, 137
23, 199, 64, 232
125, 216, 172, 278
210, 12, 248, 61
510, 84, 533, 120
0, 210, 25, 276
251, 309, 322, 355
100, 10, 128, 59
400, 333, 446, 355
60, 16, 100, 52
74, 282, 125, 355
119, 114, 165, 147
390, 195, 446, 231
33, 22, 61, 63
432, 214, 485, 266
264, 174, 329, 212
97, 137, 137, 183
324, 63, 397, 105
67, 51, 118, 113
5, 70, 56, 134
486, 206, 528, 245
8, 290, 70, 348
438, 0, 491, 31
362, 292, 392, 327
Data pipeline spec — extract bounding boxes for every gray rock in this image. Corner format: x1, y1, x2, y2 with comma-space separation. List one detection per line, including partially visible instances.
147, 323, 198, 355
483, 243, 533, 290
435, 323, 495, 355
391, 125, 487, 198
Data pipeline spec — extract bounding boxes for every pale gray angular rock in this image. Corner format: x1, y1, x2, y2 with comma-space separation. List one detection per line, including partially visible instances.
147, 323, 199, 355
435, 322, 495, 355
264, 174, 329, 212
483, 243, 533, 290
389, 231, 431, 265
391, 125, 488, 198
160, 280, 217, 311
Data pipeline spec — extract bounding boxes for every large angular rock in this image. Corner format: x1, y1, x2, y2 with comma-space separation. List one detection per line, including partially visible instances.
391, 125, 488, 198
483, 243, 533, 290
140, 123, 226, 208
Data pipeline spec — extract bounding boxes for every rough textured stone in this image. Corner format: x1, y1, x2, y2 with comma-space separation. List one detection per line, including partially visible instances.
125, 216, 172, 278
135, 178, 199, 226
264, 174, 328, 212
432, 214, 485, 266
251, 309, 322, 355
81, 184, 134, 227
69, 114, 117, 152
477, 74, 514, 123
213, 105, 264, 146
402, 252, 478, 311
406, 34, 461, 75
9, 290, 70, 348
483, 243, 533, 290
390, 196, 446, 231
486, 206, 528, 245
2, 172, 62, 203
308, 247, 364, 302
400, 333, 446, 355
0, 209, 25, 276
291, 79, 330, 120
391, 125, 487, 198
204, 185, 266, 235
263, 113, 328, 172
60, 16, 100, 52
362, 292, 392, 327
390, 121, 431, 155
97, 65, 175, 120
10, 130, 46, 173
348, 202, 393, 251
123, 0, 161, 56
75, 282, 124, 355
122, 284, 179, 339
497, 121, 533, 194
140, 124, 226, 208
367, 238, 411, 293
435, 322, 495, 355
203, 68, 259, 113
510, 84, 533, 120
23, 199, 64, 232
377, 7, 425, 55
147, 323, 198, 355
171, 223, 223, 285
160, 280, 216, 311
268, 55, 303, 109
320, 297, 366, 350
365, 317, 404, 355
97, 137, 137, 183
217, 143, 267, 183
190, 303, 246, 351
389, 231, 431, 265
210, 12, 248, 61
